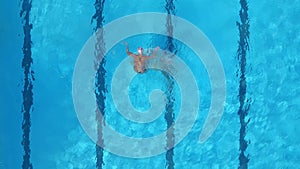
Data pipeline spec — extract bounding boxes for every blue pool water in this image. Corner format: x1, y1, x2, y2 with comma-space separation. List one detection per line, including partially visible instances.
1, 0, 300, 168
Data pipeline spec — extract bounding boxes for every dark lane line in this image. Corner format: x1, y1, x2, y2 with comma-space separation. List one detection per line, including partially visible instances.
236, 0, 251, 168
164, 0, 176, 169
165, 0, 177, 53
20, 0, 34, 169
92, 0, 106, 169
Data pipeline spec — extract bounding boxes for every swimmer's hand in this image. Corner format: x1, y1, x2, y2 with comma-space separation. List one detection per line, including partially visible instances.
147, 46, 160, 59
153, 46, 160, 54
124, 42, 135, 57
124, 42, 129, 51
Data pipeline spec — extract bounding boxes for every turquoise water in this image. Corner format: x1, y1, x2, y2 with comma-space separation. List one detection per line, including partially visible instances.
0, 0, 299, 168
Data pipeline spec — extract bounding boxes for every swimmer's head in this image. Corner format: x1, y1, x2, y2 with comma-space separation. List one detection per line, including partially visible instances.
137, 47, 143, 55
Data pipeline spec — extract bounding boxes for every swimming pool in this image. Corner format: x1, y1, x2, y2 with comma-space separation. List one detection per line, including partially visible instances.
1, 0, 299, 168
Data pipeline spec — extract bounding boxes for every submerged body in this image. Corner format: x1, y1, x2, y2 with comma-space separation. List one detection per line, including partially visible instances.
125, 42, 159, 73
133, 55, 147, 73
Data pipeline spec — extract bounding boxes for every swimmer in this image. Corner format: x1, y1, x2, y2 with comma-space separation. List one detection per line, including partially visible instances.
125, 42, 159, 73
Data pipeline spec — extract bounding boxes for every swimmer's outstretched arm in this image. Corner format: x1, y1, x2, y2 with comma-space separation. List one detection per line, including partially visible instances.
125, 42, 136, 57
146, 46, 160, 60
